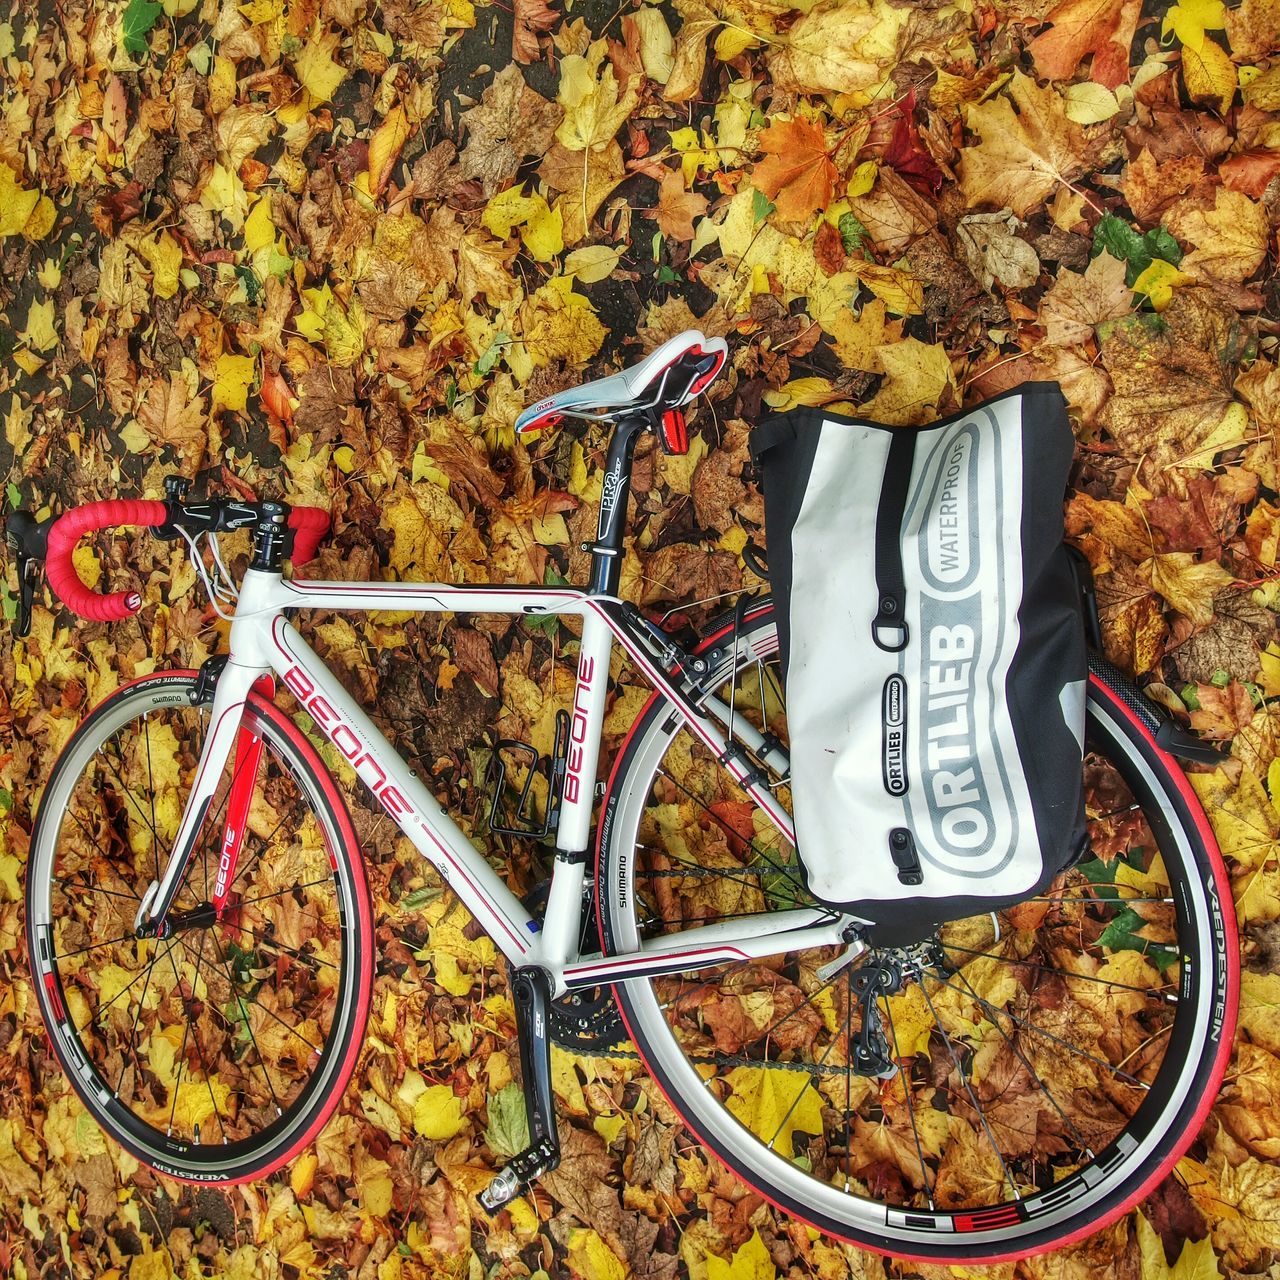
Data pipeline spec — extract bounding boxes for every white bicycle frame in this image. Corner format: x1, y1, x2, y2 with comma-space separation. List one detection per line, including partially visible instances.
140, 567, 853, 994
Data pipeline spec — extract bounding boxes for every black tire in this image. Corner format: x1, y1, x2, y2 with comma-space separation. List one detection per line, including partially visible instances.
597, 601, 1236, 1262
26, 672, 373, 1183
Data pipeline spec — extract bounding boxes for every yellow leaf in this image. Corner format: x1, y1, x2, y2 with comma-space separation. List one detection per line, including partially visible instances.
883, 981, 934, 1057
290, 1152, 317, 1198
566, 1228, 628, 1280
140, 231, 183, 300
1162, 0, 1226, 45
368, 104, 410, 196
1132, 259, 1194, 311
0, 854, 21, 902
128, 1246, 176, 1280
563, 244, 620, 282
523, 201, 564, 262
1189, 766, 1278, 870
0, 163, 40, 238
859, 337, 956, 425
243, 195, 275, 256
413, 1084, 467, 1140
1065, 81, 1122, 123
593, 1113, 626, 1144
295, 26, 347, 105
556, 39, 641, 152
23, 195, 56, 241
1146, 552, 1235, 625
1182, 35, 1238, 114
360, 1171, 394, 1217
483, 184, 540, 240
846, 159, 878, 198
323, 297, 366, 367
845, 258, 923, 316
213, 352, 255, 413
723, 1066, 824, 1159
707, 1229, 777, 1280
713, 25, 757, 60
763, 376, 838, 410
19, 297, 58, 352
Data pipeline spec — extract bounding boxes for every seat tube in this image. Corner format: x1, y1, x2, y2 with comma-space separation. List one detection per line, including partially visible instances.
588, 414, 646, 596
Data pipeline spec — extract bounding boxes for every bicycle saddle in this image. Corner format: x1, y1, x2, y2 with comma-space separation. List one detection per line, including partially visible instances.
515, 330, 728, 434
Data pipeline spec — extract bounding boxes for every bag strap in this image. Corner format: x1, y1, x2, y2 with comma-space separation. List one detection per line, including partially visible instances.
872, 430, 916, 652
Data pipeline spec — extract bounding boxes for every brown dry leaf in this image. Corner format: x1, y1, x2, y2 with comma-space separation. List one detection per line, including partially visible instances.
958, 71, 1088, 218
955, 210, 1041, 292
1028, 0, 1142, 89
654, 169, 708, 241
513, 0, 559, 64
1038, 251, 1132, 347
663, 0, 719, 102
136, 373, 212, 467
459, 65, 564, 196
752, 117, 837, 223
1166, 187, 1270, 285
1145, 552, 1236, 626
1099, 289, 1252, 474
1121, 148, 1205, 224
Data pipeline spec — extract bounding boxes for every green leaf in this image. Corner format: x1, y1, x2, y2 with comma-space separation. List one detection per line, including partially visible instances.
475, 331, 509, 376
122, 0, 163, 55
235, 264, 262, 304
7, 482, 21, 509
1091, 214, 1183, 285
485, 1083, 530, 1158
655, 264, 680, 284
838, 211, 867, 254
752, 188, 775, 225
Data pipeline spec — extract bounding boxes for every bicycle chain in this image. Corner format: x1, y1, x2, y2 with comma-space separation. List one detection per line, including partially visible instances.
564, 1038, 885, 1078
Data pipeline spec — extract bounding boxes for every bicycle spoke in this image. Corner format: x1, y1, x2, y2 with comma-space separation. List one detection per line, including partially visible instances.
940, 942, 1177, 999
918, 981, 1021, 1203
57, 930, 143, 960
76, 941, 168, 1034
224, 920, 338, 974
883, 994, 936, 1208
116, 948, 160, 1096
207, 928, 286, 1119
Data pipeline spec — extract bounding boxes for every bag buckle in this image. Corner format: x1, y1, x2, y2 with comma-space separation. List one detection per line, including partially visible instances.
872, 595, 909, 652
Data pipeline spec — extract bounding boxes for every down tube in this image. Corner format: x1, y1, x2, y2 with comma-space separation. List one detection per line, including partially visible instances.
267, 616, 539, 960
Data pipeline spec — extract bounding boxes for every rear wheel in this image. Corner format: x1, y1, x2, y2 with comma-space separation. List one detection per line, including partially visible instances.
598, 602, 1236, 1262
26, 671, 372, 1183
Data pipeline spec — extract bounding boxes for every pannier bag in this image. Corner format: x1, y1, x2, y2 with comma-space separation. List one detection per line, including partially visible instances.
750, 384, 1087, 947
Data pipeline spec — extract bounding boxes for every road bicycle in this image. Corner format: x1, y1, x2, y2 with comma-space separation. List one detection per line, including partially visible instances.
8, 330, 1237, 1262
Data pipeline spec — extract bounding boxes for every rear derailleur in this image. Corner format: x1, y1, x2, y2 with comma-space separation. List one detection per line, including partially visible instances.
850, 939, 948, 1079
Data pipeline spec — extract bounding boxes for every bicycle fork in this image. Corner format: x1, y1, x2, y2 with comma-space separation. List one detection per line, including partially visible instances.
134, 658, 268, 935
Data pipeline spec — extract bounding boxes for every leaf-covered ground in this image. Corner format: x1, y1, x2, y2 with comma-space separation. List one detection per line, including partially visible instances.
0, 0, 1279, 1275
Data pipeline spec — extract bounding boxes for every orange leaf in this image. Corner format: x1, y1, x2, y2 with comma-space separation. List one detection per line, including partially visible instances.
259, 368, 295, 424
752, 117, 836, 222
1028, 0, 1142, 89
513, 0, 558, 64
102, 74, 128, 150
654, 169, 707, 241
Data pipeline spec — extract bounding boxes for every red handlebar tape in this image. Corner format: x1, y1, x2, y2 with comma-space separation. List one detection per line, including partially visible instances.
45, 500, 166, 622
44, 500, 331, 622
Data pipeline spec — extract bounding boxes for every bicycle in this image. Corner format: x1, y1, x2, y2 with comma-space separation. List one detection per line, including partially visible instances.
8, 330, 1237, 1263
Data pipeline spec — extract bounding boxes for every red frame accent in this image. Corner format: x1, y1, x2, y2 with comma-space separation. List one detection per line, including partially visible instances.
214, 675, 275, 919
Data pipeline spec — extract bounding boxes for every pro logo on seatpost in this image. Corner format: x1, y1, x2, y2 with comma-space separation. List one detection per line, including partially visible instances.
881, 674, 908, 796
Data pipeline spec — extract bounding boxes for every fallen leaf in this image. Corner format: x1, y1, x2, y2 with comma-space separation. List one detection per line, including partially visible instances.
654, 169, 708, 241
752, 117, 836, 222
959, 71, 1088, 218
956, 210, 1041, 292
556, 39, 641, 152
1038, 251, 1132, 346
1029, 0, 1142, 89
513, 0, 558, 64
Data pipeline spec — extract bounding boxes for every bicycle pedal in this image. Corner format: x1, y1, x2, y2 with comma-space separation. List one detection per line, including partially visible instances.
486, 710, 570, 838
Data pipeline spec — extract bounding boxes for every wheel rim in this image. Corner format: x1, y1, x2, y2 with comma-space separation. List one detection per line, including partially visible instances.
601, 620, 1228, 1256
28, 676, 363, 1176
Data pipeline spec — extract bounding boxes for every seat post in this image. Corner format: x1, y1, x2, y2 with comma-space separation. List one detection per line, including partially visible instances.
588, 413, 649, 596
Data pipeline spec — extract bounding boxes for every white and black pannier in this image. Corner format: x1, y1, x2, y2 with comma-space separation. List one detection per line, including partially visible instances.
750, 383, 1088, 947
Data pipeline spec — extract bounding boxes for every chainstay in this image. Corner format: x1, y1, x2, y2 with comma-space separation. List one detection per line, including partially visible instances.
561, 1040, 879, 1077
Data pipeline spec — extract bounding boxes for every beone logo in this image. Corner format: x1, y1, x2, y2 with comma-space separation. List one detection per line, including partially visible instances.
563, 655, 595, 804
214, 821, 239, 897
283, 666, 413, 820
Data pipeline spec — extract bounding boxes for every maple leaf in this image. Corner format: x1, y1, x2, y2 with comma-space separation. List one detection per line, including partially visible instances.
122, 0, 162, 56
768, 0, 909, 98
723, 1066, 824, 1159
1029, 0, 1142, 89
958, 71, 1087, 218
752, 117, 836, 222
1038, 251, 1132, 347
1167, 188, 1269, 285
556, 39, 641, 152
513, 0, 559, 64
881, 89, 944, 195
460, 66, 563, 196
654, 169, 708, 241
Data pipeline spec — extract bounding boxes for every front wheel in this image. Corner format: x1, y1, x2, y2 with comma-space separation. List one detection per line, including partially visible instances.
26, 671, 373, 1183
597, 601, 1236, 1262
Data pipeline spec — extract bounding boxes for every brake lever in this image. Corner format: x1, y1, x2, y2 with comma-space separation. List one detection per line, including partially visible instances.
5, 511, 52, 640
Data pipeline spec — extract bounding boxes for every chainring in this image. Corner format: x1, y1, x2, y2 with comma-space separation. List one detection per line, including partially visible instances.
520, 878, 627, 1051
